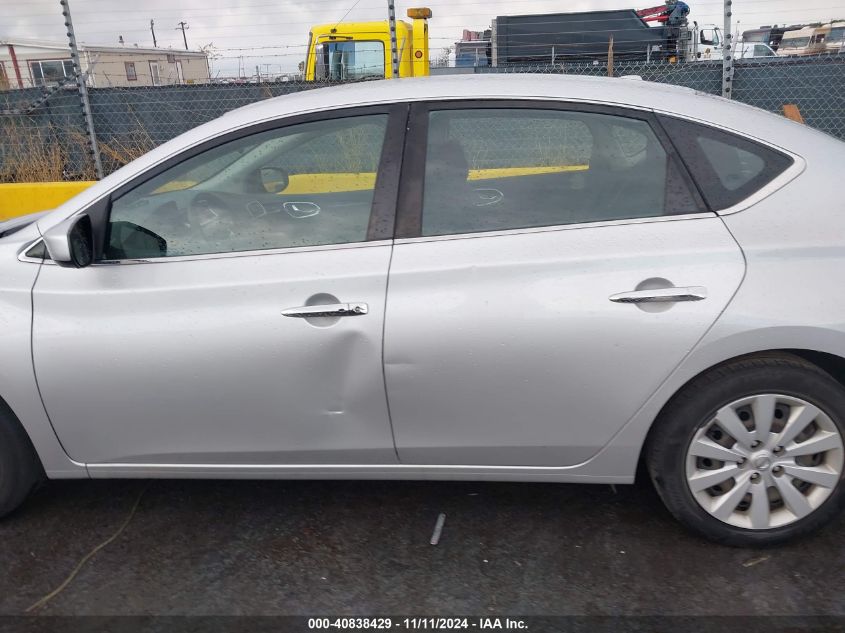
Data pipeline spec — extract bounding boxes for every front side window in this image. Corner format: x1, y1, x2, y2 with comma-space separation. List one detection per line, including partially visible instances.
315, 41, 385, 80
125, 62, 137, 81
658, 115, 794, 211
420, 108, 699, 237
105, 114, 389, 260
700, 29, 721, 46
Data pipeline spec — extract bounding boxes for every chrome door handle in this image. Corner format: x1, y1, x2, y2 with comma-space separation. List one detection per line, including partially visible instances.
281, 302, 369, 318
609, 286, 707, 304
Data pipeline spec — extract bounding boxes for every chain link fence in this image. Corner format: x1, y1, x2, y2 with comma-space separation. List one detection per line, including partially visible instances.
0, 81, 332, 181
1, 54, 844, 183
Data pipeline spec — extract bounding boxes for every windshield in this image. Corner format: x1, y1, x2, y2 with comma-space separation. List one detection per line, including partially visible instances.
783, 37, 811, 48
743, 31, 767, 42
830, 27, 845, 43
315, 40, 385, 80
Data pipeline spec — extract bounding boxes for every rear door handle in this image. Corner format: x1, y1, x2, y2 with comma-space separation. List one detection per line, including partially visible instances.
281, 302, 369, 318
609, 286, 707, 304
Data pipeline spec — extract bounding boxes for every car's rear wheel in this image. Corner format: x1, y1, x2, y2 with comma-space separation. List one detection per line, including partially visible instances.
0, 399, 44, 518
646, 355, 845, 546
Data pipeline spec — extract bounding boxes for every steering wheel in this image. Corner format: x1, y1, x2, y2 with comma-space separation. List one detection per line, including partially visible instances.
472, 188, 504, 207
188, 193, 239, 245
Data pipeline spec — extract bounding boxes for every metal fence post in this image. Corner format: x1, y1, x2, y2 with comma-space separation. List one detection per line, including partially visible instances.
721, 0, 734, 98
60, 0, 103, 179
387, 0, 400, 78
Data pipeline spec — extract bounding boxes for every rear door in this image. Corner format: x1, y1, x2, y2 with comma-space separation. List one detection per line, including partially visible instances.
384, 101, 746, 466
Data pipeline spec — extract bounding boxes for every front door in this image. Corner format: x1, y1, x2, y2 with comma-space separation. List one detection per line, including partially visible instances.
385, 102, 746, 466
33, 108, 404, 466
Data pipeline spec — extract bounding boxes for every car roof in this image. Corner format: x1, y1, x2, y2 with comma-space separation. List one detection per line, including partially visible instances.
219, 74, 817, 148
230, 74, 700, 121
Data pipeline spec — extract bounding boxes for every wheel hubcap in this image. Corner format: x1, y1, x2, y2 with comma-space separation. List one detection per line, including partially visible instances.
685, 394, 844, 530
752, 454, 772, 471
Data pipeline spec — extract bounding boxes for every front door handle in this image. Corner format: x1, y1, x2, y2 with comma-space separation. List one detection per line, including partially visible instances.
281, 302, 369, 318
609, 286, 707, 304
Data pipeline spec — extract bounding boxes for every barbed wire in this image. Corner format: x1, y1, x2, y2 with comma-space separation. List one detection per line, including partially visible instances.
10, 0, 834, 21
6, 0, 844, 38
2, 1, 844, 182
2, 54, 844, 184
5, 0, 842, 83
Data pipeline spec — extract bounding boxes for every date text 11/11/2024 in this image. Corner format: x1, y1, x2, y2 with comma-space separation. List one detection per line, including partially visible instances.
307, 617, 529, 629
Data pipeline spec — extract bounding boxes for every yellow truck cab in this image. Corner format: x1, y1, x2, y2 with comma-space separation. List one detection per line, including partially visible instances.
305, 8, 431, 81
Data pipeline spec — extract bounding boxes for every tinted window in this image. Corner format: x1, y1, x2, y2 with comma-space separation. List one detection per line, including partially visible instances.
106, 115, 388, 260
659, 115, 794, 211
421, 108, 700, 237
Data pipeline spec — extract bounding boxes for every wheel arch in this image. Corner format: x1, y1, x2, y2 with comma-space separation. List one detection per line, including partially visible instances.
580, 328, 845, 483
0, 386, 88, 479
640, 348, 845, 470
0, 393, 45, 474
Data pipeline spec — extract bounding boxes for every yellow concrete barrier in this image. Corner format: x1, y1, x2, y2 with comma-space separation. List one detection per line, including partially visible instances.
0, 182, 95, 221
164, 165, 591, 196
0, 165, 590, 222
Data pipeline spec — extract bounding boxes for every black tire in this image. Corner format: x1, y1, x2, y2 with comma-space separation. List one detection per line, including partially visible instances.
646, 353, 845, 547
0, 399, 44, 518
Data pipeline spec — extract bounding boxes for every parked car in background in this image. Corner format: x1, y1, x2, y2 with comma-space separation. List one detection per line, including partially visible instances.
734, 41, 778, 59
742, 24, 802, 53
1, 75, 844, 546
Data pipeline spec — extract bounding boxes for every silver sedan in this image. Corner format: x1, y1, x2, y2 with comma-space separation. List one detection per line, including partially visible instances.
1, 75, 843, 546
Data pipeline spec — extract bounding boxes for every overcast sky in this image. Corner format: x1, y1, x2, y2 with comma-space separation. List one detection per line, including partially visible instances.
4, 0, 844, 76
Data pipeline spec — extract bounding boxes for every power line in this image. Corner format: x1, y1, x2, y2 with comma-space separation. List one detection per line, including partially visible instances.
334, 0, 367, 30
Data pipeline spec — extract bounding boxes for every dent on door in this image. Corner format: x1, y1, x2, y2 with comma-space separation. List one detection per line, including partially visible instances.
32, 247, 396, 466
384, 217, 745, 467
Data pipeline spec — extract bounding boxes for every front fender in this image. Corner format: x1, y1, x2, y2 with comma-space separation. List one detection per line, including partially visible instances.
0, 233, 86, 478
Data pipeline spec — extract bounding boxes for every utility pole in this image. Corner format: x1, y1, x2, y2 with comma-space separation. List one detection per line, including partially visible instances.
386, 0, 400, 78
60, 0, 103, 179
722, 0, 734, 98
176, 21, 189, 50
150, 19, 157, 47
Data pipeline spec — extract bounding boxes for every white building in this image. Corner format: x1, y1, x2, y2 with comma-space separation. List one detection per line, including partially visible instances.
0, 37, 210, 89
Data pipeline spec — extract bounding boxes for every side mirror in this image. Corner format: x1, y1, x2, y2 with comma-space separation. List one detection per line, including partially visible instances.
42, 214, 94, 268
259, 167, 290, 194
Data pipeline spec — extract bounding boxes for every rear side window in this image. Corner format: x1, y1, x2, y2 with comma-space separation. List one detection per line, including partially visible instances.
659, 115, 794, 211
420, 108, 701, 237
